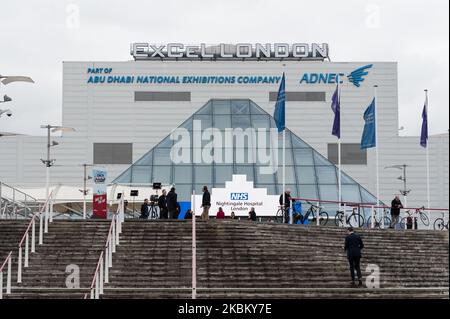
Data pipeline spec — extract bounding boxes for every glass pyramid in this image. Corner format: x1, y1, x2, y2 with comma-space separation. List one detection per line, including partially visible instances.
113, 99, 378, 214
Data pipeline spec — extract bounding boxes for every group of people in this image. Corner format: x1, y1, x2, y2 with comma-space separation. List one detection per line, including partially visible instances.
140, 187, 179, 219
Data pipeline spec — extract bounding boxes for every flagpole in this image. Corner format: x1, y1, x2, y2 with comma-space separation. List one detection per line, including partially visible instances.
425, 89, 430, 227
374, 85, 381, 227
338, 85, 342, 205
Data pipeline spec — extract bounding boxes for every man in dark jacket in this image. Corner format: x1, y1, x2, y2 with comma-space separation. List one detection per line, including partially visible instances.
279, 189, 293, 223
390, 195, 403, 228
140, 199, 149, 219
166, 187, 178, 219
201, 186, 211, 221
158, 189, 168, 219
344, 227, 364, 286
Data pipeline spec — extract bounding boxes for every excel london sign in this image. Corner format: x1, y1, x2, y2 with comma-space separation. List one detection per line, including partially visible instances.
130, 43, 329, 60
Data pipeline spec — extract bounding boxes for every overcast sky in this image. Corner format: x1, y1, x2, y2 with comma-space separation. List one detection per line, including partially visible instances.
0, 0, 448, 136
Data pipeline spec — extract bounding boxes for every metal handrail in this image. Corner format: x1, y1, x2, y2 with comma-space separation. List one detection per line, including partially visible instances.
0, 251, 13, 299
0, 182, 38, 202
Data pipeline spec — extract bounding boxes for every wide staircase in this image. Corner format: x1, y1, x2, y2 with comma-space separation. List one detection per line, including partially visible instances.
1, 219, 448, 298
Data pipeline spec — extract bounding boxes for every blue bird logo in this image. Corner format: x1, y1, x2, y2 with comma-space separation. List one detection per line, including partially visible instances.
347, 64, 373, 87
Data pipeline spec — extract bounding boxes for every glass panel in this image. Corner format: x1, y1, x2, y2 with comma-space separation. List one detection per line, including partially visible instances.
291, 134, 310, 148
114, 168, 131, 184
277, 148, 294, 165
235, 147, 256, 164
180, 118, 193, 131
293, 149, 314, 166
131, 166, 151, 184
250, 101, 267, 115
316, 166, 337, 184
235, 165, 255, 181
213, 182, 225, 188
196, 101, 212, 114
360, 186, 377, 205
341, 172, 357, 185
313, 151, 332, 166
174, 165, 193, 184
232, 115, 251, 129
255, 166, 276, 184
276, 166, 296, 184
319, 184, 338, 201
134, 151, 153, 166
158, 136, 173, 148
231, 100, 250, 114
295, 166, 316, 184
297, 184, 319, 201
213, 100, 231, 114
250, 115, 270, 129
152, 166, 171, 183
194, 165, 213, 184
174, 184, 192, 202
213, 114, 231, 130
256, 184, 278, 195
193, 114, 212, 129
153, 148, 171, 165
277, 131, 292, 148
215, 165, 233, 183
342, 184, 361, 203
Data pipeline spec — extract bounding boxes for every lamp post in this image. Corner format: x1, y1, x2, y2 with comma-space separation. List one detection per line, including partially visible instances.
0, 74, 34, 118
385, 164, 411, 207
79, 164, 93, 219
40, 125, 75, 227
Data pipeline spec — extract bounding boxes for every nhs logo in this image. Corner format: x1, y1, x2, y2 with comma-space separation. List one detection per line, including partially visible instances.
230, 193, 249, 200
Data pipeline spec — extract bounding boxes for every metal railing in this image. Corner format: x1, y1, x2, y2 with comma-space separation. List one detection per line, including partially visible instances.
84, 199, 123, 299
0, 252, 12, 299
0, 182, 39, 219
291, 197, 449, 230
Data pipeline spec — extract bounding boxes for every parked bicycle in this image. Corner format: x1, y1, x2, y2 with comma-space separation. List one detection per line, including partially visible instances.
366, 208, 391, 229
433, 215, 449, 231
275, 201, 328, 225
335, 206, 365, 228
399, 206, 429, 229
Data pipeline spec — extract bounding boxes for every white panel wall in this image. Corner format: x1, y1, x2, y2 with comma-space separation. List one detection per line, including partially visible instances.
0, 60, 448, 209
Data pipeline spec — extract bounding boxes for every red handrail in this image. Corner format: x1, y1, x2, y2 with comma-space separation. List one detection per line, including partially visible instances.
0, 252, 12, 273
18, 192, 53, 248
291, 197, 449, 212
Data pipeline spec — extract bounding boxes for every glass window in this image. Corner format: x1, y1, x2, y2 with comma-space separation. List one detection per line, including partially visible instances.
194, 165, 213, 184
174, 165, 193, 184
250, 101, 266, 115
250, 115, 270, 129
277, 148, 294, 165
319, 184, 338, 201
276, 131, 292, 148
291, 135, 310, 148
193, 114, 212, 129
157, 136, 173, 148
213, 114, 231, 130
295, 166, 316, 184
152, 166, 171, 183
134, 151, 153, 166
313, 151, 332, 166
215, 165, 233, 183
173, 184, 193, 202
342, 184, 362, 203
235, 165, 255, 181
114, 168, 131, 184
293, 149, 314, 166
316, 166, 337, 184
231, 100, 250, 114
341, 172, 357, 185
360, 186, 377, 205
235, 147, 256, 164
213, 100, 231, 114
153, 148, 171, 165
276, 166, 296, 184
255, 166, 276, 184
196, 101, 212, 114
232, 115, 251, 129
298, 184, 319, 200
328, 143, 367, 165
256, 184, 278, 195
131, 166, 151, 184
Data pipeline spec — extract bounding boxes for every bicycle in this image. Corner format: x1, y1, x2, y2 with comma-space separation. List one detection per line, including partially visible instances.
335, 206, 365, 228
400, 206, 429, 229
366, 208, 391, 229
433, 216, 449, 231
275, 201, 329, 225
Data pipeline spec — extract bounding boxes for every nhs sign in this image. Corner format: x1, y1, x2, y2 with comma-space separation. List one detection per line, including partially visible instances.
230, 193, 249, 200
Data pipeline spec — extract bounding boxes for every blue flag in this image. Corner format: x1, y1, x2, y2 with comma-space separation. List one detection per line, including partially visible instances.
361, 98, 376, 149
331, 84, 340, 138
420, 102, 428, 148
273, 73, 285, 133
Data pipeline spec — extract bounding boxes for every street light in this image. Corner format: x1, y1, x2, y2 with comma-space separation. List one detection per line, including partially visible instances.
0, 109, 12, 118
79, 164, 93, 219
385, 164, 411, 206
0, 74, 34, 118
40, 125, 75, 227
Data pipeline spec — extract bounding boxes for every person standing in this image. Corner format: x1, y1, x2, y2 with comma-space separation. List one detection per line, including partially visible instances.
140, 199, 149, 219
230, 211, 236, 220
201, 186, 211, 221
279, 189, 293, 223
344, 227, 364, 287
390, 195, 403, 229
158, 189, 168, 219
166, 187, 178, 219
248, 207, 257, 221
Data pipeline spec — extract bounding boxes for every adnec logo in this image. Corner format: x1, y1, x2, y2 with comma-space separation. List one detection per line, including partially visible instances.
230, 193, 249, 200
299, 64, 373, 87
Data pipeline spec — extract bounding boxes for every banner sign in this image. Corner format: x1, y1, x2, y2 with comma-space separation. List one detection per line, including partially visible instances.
92, 168, 107, 219
192, 175, 279, 217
